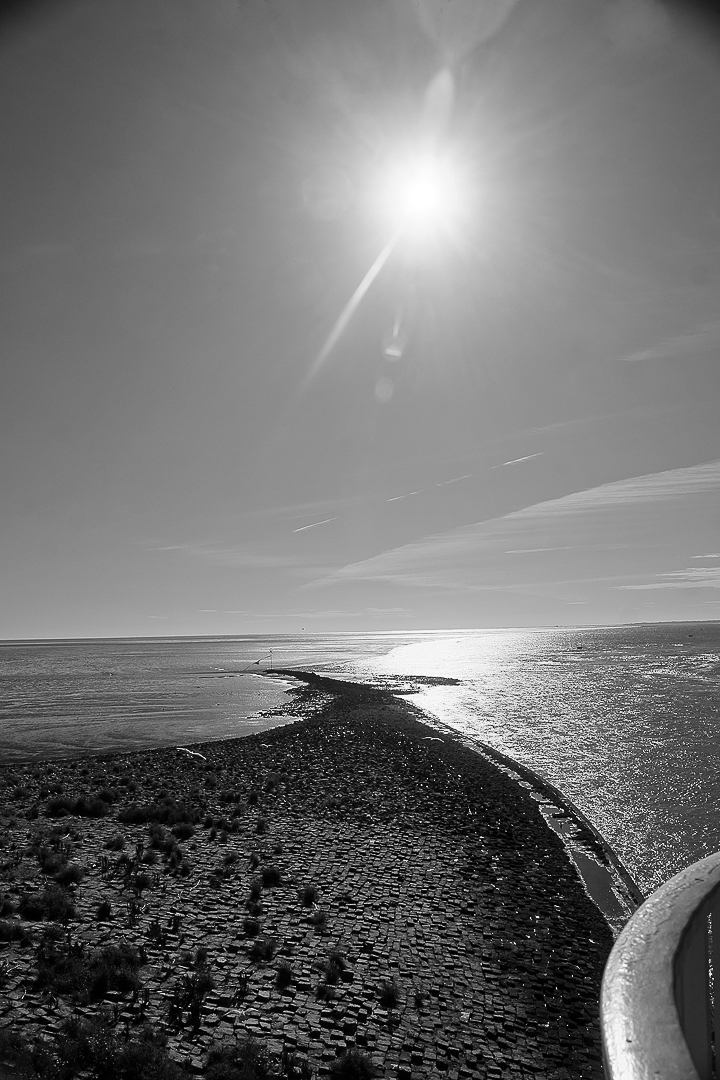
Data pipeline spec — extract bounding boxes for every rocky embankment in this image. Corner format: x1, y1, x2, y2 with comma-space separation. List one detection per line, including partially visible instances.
0, 678, 613, 1079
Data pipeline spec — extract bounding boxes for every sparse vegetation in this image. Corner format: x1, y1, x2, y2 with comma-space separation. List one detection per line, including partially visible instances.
248, 936, 277, 963
171, 822, 195, 841
96, 899, 112, 921
310, 908, 328, 933
54, 861, 84, 887
19, 883, 75, 923
44, 794, 109, 818
276, 960, 293, 988
300, 884, 318, 907
379, 979, 399, 1010
0, 919, 31, 945
0, 1018, 188, 1080
205, 1036, 270, 1080
36, 937, 143, 1001
261, 864, 282, 887
117, 798, 200, 827
329, 1049, 376, 1080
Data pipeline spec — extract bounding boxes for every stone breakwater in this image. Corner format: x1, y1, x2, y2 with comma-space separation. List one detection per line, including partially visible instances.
0, 677, 613, 1079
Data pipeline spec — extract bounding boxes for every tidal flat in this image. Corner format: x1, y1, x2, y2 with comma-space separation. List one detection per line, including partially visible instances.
0, 677, 613, 1079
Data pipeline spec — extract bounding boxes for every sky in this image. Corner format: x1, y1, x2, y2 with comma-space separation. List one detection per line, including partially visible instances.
1, 0, 720, 639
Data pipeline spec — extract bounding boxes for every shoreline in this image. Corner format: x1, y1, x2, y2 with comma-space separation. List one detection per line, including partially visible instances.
1, 676, 613, 1078
280, 672, 643, 932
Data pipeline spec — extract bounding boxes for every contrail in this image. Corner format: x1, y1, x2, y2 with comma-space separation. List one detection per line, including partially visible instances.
306, 231, 400, 382
293, 516, 338, 533
495, 453, 543, 467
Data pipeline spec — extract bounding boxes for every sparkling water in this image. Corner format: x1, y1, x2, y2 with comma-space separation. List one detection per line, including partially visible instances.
2, 623, 719, 893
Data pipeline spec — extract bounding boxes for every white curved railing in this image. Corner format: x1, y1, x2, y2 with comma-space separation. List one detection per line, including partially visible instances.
601, 851, 720, 1080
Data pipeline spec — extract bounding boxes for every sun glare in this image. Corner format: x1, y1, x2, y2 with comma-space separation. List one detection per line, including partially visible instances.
379, 151, 462, 239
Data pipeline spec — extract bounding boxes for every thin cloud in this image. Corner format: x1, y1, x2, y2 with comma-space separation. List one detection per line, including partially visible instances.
692, 553, 720, 560
618, 567, 720, 590
387, 491, 420, 503
618, 319, 720, 363
312, 459, 720, 590
506, 546, 574, 554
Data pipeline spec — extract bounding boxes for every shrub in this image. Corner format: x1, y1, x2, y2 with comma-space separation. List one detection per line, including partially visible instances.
276, 961, 293, 989
323, 960, 342, 986
330, 1049, 376, 1080
0, 919, 31, 945
46, 795, 109, 818
96, 899, 112, 921
77, 795, 110, 818
300, 885, 317, 907
310, 909, 328, 933
247, 790, 259, 806
36, 939, 143, 1000
37, 847, 67, 875
248, 878, 262, 901
255, 816, 268, 834
0, 1019, 187, 1080
117, 803, 151, 825
205, 1036, 271, 1080
54, 862, 84, 887
243, 918, 261, 938
133, 872, 153, 896
328, 949, 347, 971
379, 980, 399, 1010
218, 788, 239, 804
105, 833, 125, 851
261, 865, 281, 888
120, 798, 200, 827
20, 884, 75, 922
172, 822, 195, 841
148, 823, 176, 853
44, 796, 76, 817
0, 893, 14, 917
265, 771, 281, 792
248, 937, 277, 963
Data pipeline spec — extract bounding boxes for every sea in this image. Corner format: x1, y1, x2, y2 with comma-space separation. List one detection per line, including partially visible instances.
1, 622, 719, 897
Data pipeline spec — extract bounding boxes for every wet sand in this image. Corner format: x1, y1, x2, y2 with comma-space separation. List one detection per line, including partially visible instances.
0, 675, 615, 1079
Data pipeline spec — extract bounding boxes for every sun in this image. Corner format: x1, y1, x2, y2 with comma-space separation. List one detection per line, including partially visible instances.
378, 151, 462, 240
